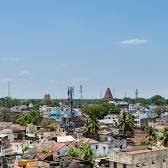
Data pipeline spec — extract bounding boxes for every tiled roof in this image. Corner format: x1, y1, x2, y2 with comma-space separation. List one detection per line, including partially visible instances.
0, 122, 25, 131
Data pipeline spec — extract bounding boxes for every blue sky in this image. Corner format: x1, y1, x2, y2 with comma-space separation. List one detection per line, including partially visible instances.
0, 0, 168, 99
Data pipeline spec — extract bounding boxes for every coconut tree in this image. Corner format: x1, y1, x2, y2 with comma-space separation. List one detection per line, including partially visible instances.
160, 127, 168, 147
84, 116, 99, 140
118, 112, 135, 138
144, 126, 157, 145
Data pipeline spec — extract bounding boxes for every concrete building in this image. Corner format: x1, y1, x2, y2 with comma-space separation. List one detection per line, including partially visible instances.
99, 114, 120, 128
106, 147, 168, 168
132, 111, 148, 127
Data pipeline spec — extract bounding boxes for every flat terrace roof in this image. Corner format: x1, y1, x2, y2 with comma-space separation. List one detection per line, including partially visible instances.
125, 146, 167, 155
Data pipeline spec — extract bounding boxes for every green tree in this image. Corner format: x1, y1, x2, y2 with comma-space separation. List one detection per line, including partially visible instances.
66, 143, 93, 162
144, 126, 157, 145
21, 143, 30, 155
82, 104, 104, 119
101, 102, 120, 116
29, 109, 43, 125
15, 109, 43, 126
84, 117, 99, 140
0, 108, 14, 122
118, 112, 135, 138
51, 99, 60, 107
151, 95, 166, 106
160, 127, 168, 147
82, 104, 102, 140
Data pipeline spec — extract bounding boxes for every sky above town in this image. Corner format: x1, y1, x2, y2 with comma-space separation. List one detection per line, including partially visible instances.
0, 1, 168, 99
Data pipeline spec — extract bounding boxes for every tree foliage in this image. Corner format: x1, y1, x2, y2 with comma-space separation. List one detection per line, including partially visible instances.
21, 143, 30, 154
124, 95, 167, 106
66, 143, 93, 162
84, 117, 99, 140
0, 108, 15, 122
82, 102, 119, 119
15, 109, 43, 126
40, 118, 57, 131
151, 95, 166, 106
144, 126, 157, 146
0, 97, 60, 109
118, 112, 135, 137
160, 127, 168, 147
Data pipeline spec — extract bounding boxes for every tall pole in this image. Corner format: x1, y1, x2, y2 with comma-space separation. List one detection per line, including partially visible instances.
135, 88, 138, 99
79, 85, 83, 107
8, 81, 10, 97
68, 86, 74, 129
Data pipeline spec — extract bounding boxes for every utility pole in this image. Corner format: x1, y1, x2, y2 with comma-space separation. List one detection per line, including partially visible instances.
135, 88, 138, 99
79, 84, 83, 107
8, 81, 10, 97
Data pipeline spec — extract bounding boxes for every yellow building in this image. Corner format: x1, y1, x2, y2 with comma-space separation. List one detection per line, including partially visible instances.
15, 160, 50, 168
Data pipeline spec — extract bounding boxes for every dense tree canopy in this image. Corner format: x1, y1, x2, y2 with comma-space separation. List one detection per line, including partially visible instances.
0, 97, 60, 109
124, 95, 167, 106
82, 102, 119, 119
0, 108, 16, 122
15, 109, 43, 126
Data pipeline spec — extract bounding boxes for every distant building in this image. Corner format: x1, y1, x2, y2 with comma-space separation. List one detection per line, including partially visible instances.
44, 94, 51, 101
103, 88, 113, 100
11, 105, 28, 113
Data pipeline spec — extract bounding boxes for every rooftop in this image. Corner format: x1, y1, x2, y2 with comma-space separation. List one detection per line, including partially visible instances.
57, 135, 75, 143
126, 146, 167, 155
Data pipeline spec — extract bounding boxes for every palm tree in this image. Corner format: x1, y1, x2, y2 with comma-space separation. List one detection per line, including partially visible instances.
84, 117, 99, 140
160, 127, 168, 147
118, 112, 135, 138
145, 126, 157, 145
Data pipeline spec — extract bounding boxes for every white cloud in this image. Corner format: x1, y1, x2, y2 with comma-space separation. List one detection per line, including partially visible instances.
19, 70, 30, 76
121, 38, 148, 45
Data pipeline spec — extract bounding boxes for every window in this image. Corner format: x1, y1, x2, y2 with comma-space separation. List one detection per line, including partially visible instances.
95, 145, 98, 150
142, 162, 147, 166
123, 164, 127, 168
136, 163, 141, 167
163, 159, 166, 162
114, 162, 117, 168
152, 160, 157, 164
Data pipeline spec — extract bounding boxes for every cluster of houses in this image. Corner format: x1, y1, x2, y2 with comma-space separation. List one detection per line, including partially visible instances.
2, 89, 168, 167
